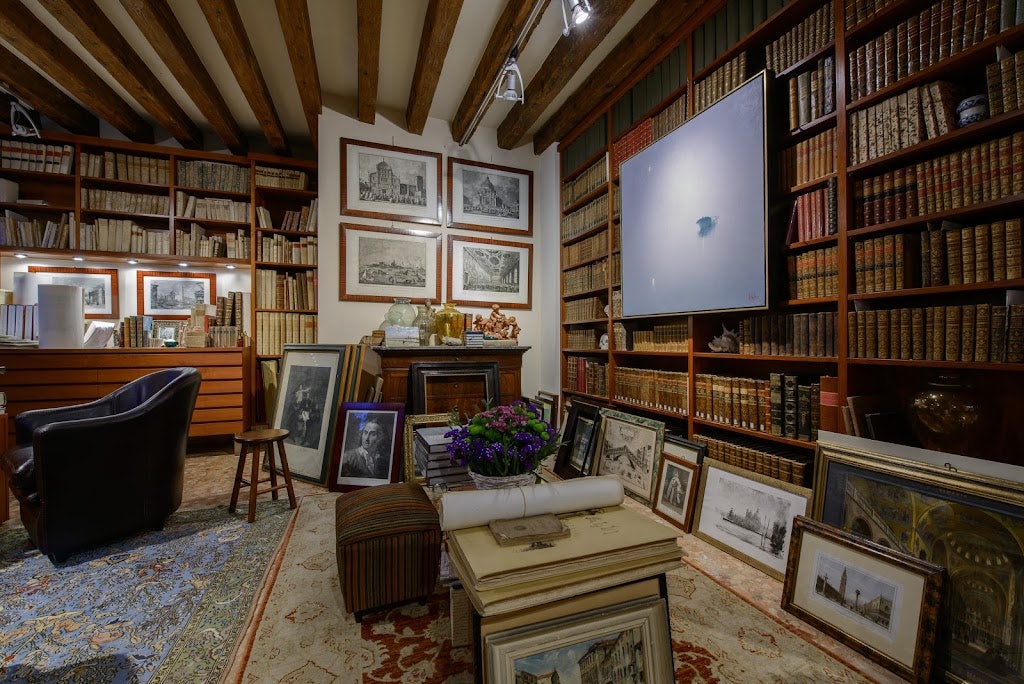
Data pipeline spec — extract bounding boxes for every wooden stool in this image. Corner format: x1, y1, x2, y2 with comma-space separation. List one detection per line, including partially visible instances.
230, 428, 297, 522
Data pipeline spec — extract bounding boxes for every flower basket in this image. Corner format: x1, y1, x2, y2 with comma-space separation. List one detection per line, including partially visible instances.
468, 470, 537, 490
445, 400, 559, 483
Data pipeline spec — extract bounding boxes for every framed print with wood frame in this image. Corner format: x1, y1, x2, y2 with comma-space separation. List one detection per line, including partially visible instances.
137, 270, 215, 319
693, 457, 812, 580
652, 442, 703, 532
664, 432, 705, 465
447, 234, 532, 309
553, 400, 601, 480
447, 157, 533, 236
403, 411, 454, 485
814, 432, 1024, 684
339, 223, 441, 303
340, 138, 442, 225
271, 344, 348, 484
536, 390, 560, 429
783, 516, 945, 683
28, 266, 118, 319
593, 408, 665, 505
328, 402, 404, 492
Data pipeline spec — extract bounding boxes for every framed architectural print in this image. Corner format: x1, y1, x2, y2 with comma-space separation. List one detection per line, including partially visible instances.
28, 266, 118, 319
328, 402, 404, 492
339, 223, 442, 303
814, 433, 1024, 683
447, 234, 532, 309
271, 344, 348, 484
553, 400, 601, 480
652, 441, 703, 532
783, 516, 945, 683
137, 270, 215, 319
693, 458, 812, 580
403, 411, 454, 485
664, 432, 706, 465
447, 157, 533, 236
593, 408, 665, 505
340, 138, 442, 225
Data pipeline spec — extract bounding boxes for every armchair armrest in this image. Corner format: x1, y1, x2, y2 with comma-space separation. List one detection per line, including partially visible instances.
15, 396, 117, 444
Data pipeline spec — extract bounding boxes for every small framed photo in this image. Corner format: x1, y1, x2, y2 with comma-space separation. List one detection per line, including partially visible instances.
693, 458, 812, 580
447, 234, 532, 309
151, 319, 187, 343
137, 270, 215, 319
403, 411, 454, 485
593, 408, 666, 505
328, 402, 404, 492
783, 516, 945, 683
339, 223, 442, 303
553, 400, 602, 480
652, 439, 704, 532
271, 344, 348, 483
340, 138, 442, 225
484, 596, 674, 683
28, 266, 118, 319
447, 157, 533, 236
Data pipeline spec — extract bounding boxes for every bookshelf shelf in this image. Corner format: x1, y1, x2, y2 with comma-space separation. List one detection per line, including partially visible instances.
612, 400, 688, 421
850, 278, 1024, 300
562, 252, 610, 272
691, 417, 818, 449
563, 317, 608, 326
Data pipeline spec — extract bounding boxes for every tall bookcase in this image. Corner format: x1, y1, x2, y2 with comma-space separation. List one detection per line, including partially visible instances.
559, 0, 1024, 479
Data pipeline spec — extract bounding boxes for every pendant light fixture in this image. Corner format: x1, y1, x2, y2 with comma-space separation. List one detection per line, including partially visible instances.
561, 0, 592, 36
495, 50, 524, 104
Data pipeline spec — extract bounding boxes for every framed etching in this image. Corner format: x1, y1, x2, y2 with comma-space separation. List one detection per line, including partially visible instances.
271, 344, 348, 484
553, 400, 601, 480
593, 408, 665, 505
693, 457, 812, 580
339, 223, 442, 303
137, 270, 215, 319
814, 434, 1024, 684
151, 319, 188, 344
328, 402, 404, 492
652, 440, 704, 532
783, 516, 945, 683
28, 266, 118, 319
447, 157, 533, 236
403, 411, 454, 485
447, 234, 532, 309
340, 138, 442, 225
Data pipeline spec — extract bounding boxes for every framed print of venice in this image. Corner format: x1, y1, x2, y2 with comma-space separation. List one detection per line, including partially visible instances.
340, 223, 441, 303
593, 408, 665, 505
340, 138, 442, 225
447, 234, 532, 309
447, 157, 532, 236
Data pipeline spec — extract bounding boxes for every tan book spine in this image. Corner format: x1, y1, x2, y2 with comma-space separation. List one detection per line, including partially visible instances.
900, 307, 913, 360
975, 223, 991, 282
945, 226, 963, 285
933, 305, 947, 360
873, 235, 886, 292
1002, 57, 1018, 118
912, 306, 926, 360
877, 309, 891, 359
1006, 134, 1019, 197
883, 233, 896, 290
921, 228, 932, 286
925, 306, 935, 359
945, 305, 961, 361
1008, 304, 1024, 363
961, 303, 975, 362
865, 309, 878, 358
1007, 218, 1023, 280
854, 240, 866, 292
975, 302, 991, 362
961, 224, 976, 284
991, 305, 1008, 362
992, 220, 1007, 280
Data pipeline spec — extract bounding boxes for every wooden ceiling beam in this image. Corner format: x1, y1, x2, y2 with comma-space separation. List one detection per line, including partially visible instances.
36, 0, 203, 148
531, 0, 703, 154
356, 0, 382, 125
198, 0, 290, 156
0, 44, 98, 136
0, 0, 152, 142
406, 0, 463, 135
449, 0, 538, 145
275, 0, 320, 147
497, 0, 637, 150
118, 0, 247, 154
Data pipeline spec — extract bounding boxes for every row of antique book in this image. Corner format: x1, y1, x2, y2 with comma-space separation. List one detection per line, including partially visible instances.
786, 179, 838, 243
847, 80, 958, 166
692, 432, 813, 486
786, 245, 839, 300
785, 55, 836, 131
780, 127, 837, 189
693, 372, 825, 444
565, 357, 608, 397
986, 48, 1024, 115
559, 194, 608, 242
81, 150, 170, 184
255, 234, 317, 265
561, 258, 609, 297
613, 367, 688, 416
561, 227, 608, 268
254, 269, 316, 311
253, 311, 318, 358
765, 1, 834, 75
561, 157, 607, 210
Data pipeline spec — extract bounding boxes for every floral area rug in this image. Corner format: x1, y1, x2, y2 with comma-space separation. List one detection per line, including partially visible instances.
0, 501, 294, 683
227, 493, 879, 683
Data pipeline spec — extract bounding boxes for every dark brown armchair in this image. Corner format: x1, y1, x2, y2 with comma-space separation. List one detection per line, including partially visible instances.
0, 367, 201, 562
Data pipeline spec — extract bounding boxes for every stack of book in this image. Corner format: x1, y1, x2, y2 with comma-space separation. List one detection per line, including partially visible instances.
415, 426, 469, 487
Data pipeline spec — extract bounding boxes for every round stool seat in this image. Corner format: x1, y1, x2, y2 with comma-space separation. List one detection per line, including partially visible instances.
229, 427, 296, 522
235, 427, 289, 445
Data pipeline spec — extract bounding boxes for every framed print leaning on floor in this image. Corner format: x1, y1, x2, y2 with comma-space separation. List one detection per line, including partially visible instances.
592, 408, 665, 505
340, 138, 442, 225
553, 400, 602, 480
652, 440, 704, 532
328, 402, 404, 492
447, 157, 533, 236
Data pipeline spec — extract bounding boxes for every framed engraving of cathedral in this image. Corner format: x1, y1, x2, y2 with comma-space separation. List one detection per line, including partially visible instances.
340, 138, 442, 225
782, 516, 944, 684
813, 436, 1024, 684
447, 157, 533, 236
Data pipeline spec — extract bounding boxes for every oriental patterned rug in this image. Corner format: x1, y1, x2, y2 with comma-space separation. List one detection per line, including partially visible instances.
225, 493, 881, 683
0, 501, 294, 683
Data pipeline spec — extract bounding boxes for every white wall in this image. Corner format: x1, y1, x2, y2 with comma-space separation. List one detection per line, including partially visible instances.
317, 105, 562, 397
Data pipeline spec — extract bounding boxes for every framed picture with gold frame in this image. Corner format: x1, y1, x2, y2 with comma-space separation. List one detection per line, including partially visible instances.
402, 411, 455, 485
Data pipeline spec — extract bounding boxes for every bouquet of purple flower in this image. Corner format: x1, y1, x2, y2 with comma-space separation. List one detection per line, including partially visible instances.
445, 400, 559, 477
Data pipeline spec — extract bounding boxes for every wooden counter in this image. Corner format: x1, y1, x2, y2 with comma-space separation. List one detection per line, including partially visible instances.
0, 347, 251, 442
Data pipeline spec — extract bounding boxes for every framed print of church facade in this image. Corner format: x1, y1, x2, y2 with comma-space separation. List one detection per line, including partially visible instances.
447, 157, 533, 236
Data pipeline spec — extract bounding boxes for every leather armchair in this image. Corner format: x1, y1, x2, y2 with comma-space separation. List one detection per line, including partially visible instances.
1, 367, 202, 562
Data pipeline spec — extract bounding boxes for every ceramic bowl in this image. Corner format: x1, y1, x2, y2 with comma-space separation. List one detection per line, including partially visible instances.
956, 95, 988, 127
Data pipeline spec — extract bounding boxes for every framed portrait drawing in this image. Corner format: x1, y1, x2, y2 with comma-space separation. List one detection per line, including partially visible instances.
137, 270, 215, 319
693, 458, 812, 580
593, 408, 665, 505
553, 400, 601, 480
814, 433, 1024, 684
328, 402, 404, 492
652, 440, 704, 532
28, 266, 118, 319
447, 234, 532, 309
447, 157, 533, 236
340, 138, 442, 225
271, 344, 348, 484
783, 516, 945, 683
339, 223, 442, 303
403, 411, 454, 485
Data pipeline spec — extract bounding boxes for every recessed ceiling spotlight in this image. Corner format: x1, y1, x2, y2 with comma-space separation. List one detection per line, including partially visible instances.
13, 252, 27, 259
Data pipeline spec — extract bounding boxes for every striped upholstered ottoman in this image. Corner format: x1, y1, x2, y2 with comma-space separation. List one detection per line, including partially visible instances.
335, 482, 442, 621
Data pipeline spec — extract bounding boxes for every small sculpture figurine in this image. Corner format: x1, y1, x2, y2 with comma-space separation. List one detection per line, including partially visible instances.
707, 324, 739, 353
472, 304, 520, 340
